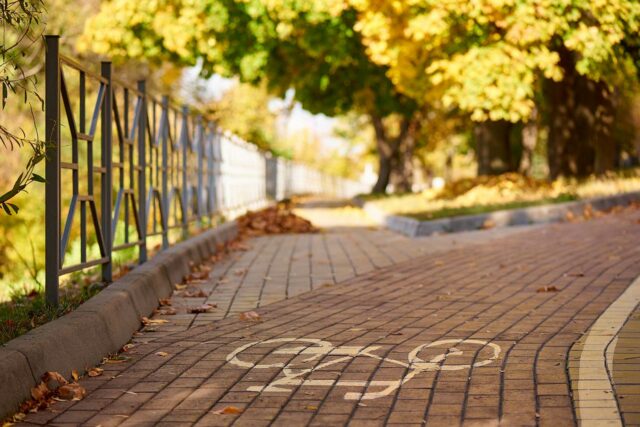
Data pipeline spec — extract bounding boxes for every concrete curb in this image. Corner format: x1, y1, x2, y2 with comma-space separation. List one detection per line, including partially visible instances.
355, 191, 640, 237
0, 221, 238, 418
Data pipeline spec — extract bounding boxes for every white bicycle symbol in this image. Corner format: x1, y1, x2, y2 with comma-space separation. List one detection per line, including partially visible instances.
226, 338, 500, 400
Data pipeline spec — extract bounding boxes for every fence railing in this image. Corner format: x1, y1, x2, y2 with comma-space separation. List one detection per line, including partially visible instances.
43, 35, 369, 305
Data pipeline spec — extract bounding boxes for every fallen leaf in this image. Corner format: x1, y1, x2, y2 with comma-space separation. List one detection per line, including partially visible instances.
87, 367, 104, 377
434, 260, 445, 266
536, 286, 560, 293
482, 219, 495, 230
186, 270, 210, 281
155, 352, 169, 357
239, 311, 261, 322
228, 240, 251, 251
121, 343, 135, 352
305, 405, 318, 411
174, 284, 187, 290
57, 383, 86, 401
182, 289, 209, 298
12, 412, 27, 422
158, 307, 177, 315
142, 317, 169, 325
104, 355, 130, 364
42, 371, 68, 388
30, 382, 49, 401
71, 370, 79, 382
186, 278, 208, 284
188, 304, 217, 314
159, 298, 172, 306
212, 406, 243, 415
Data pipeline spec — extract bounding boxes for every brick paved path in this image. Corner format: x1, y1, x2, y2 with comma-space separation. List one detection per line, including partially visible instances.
20, 204, 640, 426
149, 201, 534, 333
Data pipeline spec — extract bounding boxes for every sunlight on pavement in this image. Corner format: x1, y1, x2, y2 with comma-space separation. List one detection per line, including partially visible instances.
293, 197, 379, 229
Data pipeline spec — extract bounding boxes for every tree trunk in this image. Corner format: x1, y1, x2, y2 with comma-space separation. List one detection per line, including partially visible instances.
475, 120, 514, 175
371, 114, 396, 194
444, 149, 454, 182
519, 108, 538, 176
370, 113, 422, 193
373, 154, 393, 194
393, 119, 420, 193
586, 82, 616, 174
545, 47, 615, 178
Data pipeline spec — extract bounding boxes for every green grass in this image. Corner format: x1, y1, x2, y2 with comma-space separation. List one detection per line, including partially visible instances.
406, 194, 577, 221
356, 191, 413, 202
362, 170, 640, 221
0, 284, 102, 345
0, 215, 226, 344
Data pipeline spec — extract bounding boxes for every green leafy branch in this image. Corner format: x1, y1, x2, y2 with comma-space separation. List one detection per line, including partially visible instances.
1, 0, 46, 215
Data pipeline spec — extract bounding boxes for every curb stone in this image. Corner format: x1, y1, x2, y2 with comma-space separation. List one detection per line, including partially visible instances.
355, 191, 640, 237
0, 221, 238, 418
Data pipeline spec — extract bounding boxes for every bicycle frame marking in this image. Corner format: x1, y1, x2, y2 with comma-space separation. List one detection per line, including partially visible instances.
226, 338, 501, 400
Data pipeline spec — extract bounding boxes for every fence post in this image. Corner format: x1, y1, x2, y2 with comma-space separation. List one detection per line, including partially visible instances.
138, 80, 148, 263
196, 117, 204, 225
181, 105, 189, 240
45, 35, 61, 306
213, 127, 223, 213
207, 124, 216, 220
101, 61, 113, 282
161, 96, 169, 249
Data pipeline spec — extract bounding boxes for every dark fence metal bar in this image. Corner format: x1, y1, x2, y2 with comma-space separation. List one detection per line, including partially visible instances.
137, 80, 148, 263
101, 61, 113, 282
38, 36, 368, 306
45, 35, 61, 306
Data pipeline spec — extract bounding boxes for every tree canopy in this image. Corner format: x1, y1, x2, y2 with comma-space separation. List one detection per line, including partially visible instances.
81, 0, 640, 183
350, 0, 640, 122
80, 0, 415, 118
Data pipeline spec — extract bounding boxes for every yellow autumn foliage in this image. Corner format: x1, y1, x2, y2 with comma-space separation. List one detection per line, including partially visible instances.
348, 0, 640, 122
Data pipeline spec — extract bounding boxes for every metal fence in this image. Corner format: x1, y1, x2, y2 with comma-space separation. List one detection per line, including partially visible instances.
43, 35, 368, 305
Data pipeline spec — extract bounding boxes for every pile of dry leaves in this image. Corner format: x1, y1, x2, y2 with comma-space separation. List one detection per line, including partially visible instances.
10, 371, 89, 423
236, 203, 318, 237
